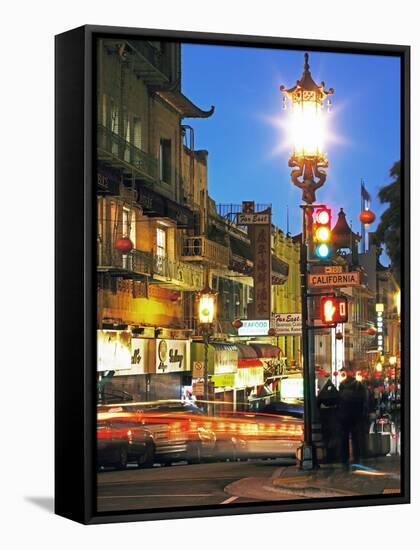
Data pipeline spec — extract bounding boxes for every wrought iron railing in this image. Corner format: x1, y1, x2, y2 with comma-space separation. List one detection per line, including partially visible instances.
153, 253, 204, 290
181, 236, 230, 266
97, 241, 152, 276
216, 203, 272, 225
97, 124, 158, 181
127, 40, 172, 81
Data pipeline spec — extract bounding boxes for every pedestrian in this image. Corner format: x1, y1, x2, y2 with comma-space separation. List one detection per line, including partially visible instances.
337, 364, 368, 467
317, 378, 340, 463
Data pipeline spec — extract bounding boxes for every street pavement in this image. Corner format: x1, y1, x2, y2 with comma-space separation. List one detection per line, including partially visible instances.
97, 456, 400, 512
224, 456, 401, 501
97, 458, 295, 512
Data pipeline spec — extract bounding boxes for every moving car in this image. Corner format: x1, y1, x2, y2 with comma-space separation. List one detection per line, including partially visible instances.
97, 416, 155, 470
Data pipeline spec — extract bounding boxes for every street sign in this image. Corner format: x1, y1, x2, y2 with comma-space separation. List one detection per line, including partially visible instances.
237, 212, 271, 225
272, 313, 302, 335
308, 271, 360, 288
192, 361, 204, 378
310, 265, 344, 274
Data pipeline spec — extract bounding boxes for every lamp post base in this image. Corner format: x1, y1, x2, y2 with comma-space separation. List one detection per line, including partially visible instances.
296, 443, 318, 471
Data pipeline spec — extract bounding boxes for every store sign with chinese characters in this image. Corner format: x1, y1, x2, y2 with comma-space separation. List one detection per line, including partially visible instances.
376, 303, 384, 352
250, 209, 272, 319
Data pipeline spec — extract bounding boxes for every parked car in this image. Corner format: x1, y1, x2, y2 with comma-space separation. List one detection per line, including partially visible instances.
97, 417, 155, 470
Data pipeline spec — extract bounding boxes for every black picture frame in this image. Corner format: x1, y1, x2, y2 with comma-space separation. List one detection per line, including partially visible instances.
55, 24, 410, 525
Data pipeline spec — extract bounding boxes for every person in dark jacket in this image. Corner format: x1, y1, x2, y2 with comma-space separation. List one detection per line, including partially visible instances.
338, 365, 368, 466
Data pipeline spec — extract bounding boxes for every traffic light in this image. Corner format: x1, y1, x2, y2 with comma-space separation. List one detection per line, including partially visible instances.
320, 295, 348, 325
313, 207, 331, 259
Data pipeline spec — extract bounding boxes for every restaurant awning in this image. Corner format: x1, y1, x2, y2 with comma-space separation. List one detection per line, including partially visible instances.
248, 343, 281, 359
235, 343, 264, 368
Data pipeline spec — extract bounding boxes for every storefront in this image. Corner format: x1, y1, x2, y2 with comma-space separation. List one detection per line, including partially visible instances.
234, 343, 265, 411
191, 342, 238, 414
97, 328, 191, 402
247, 342, 283, 402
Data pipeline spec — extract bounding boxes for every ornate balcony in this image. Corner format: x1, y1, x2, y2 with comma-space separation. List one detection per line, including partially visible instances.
97, 241, 204, 291
152, 254, 204, 291
97, 124, 158, 183
97, 242, 152, 279
180, 236, 230, 267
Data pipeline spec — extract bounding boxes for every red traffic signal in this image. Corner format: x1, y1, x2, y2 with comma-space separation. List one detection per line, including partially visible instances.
320, 296, 348, 325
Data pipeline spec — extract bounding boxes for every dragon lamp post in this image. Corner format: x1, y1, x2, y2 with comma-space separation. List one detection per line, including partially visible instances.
281, 53, 334, 469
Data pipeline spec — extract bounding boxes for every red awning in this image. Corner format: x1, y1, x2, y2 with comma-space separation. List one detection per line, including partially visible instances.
248, 343, 281, 359
235, 343, 264, 368
238, 358, 264, 368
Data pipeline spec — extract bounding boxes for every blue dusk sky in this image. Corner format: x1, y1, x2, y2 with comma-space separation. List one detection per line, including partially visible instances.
181, 43, 401, 251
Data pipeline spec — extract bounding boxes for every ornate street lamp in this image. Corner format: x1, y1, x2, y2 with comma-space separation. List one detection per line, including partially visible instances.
281, 52, 334, 205
197, 285, 217, 414
281, 53, 334, 470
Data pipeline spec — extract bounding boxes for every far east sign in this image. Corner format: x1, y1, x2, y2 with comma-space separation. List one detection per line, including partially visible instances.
308, 271, 360, 288
272, 313, 302, 335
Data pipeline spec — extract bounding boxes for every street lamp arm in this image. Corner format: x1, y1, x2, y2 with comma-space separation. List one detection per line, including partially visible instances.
289, 156, 328, 204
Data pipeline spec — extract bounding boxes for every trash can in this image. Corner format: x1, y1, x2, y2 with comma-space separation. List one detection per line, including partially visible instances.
367, 417, 397, 457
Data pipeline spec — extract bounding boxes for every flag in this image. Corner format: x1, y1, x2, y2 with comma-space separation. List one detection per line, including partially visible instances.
361, 181, 371, 202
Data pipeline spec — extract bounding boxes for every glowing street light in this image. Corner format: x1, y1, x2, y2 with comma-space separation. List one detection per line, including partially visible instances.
281, 53, 335, 471
197, 286, 217, 413
281, 53, 334, 204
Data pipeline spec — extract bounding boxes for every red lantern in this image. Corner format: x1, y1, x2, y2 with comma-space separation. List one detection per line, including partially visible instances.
333, 371, 339, 377
170, 292, 180, 302
318, 369, 327, 377
359, 209, 376, 225
114, 236, 133, 254
389, 384, 396, 391
335, 332, 343, 340
232, 319, 243, 330
367, 327, 377, 336
268, 327, 276, 337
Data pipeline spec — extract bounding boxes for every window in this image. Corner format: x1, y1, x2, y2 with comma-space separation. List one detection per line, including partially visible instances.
159, 138, 171, 183
156, 227, 166, 257
133, 117, 142, 150
122, 207, 136, 245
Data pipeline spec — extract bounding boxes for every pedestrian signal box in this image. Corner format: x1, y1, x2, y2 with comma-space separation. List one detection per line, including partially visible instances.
320, 296, 348, 325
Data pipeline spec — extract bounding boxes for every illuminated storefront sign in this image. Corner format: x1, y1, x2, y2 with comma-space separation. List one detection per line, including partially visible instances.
212, 373, 236, 388
235, 366, 264, 388
213, 345, 238, 375
376, 303, 384, 352
238, 319, 270, 336
272, 313, 302, 335
280, 377, 304, 399
155, 339, 190, 373
97, 330, 131, 372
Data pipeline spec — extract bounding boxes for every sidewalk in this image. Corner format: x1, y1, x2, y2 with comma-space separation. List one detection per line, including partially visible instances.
225, 456, 401, 501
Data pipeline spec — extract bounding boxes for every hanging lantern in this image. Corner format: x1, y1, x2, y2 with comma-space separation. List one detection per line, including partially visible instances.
114, 236, 133, 254
335, 332, 343, 340
318, 369, 327, 377
268, 327, 276, 337
333, 371, 339, 377
232, 319, 243, 330
367, 326, 377, 336
170, 292, 180, 302
359, 209, 376, 225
